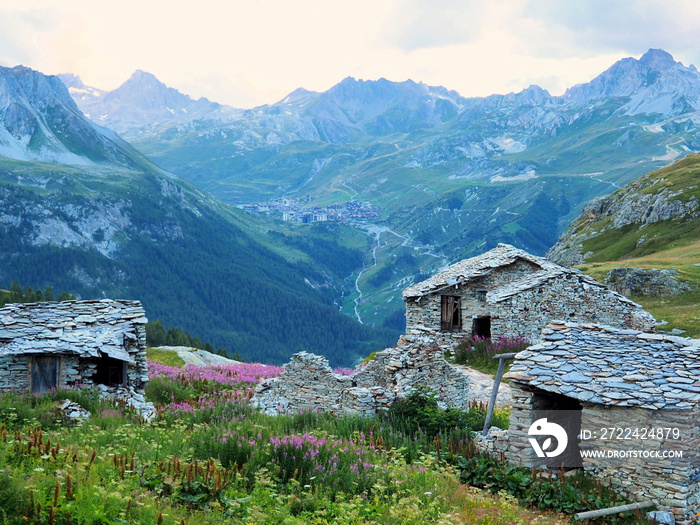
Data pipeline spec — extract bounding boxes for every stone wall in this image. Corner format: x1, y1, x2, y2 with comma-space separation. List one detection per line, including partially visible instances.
252, 335, 470, 416
508, 383, 700, 521
0, 354, 30, 391
405, 259, 541, 350
491, 273, 655, 336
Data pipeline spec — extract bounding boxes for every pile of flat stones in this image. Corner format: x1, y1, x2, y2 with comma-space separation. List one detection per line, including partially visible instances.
97, 384, 157, 423
473, 427, 509, 455
58, 399, 90, 421
252, 335, 471, 416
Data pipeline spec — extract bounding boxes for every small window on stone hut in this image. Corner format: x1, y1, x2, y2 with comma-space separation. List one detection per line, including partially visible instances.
441, 295, 462, 332
476, 289, 487, 302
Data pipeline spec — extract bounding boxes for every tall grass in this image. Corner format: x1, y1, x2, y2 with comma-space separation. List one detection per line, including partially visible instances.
0, 359, 649, 524
447, 335, 530, 374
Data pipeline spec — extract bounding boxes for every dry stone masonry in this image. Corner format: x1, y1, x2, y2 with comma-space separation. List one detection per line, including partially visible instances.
402, 244, 655, 354
252, 335, 470, 416
0, 299, 155, 421
505, 322, 700, 522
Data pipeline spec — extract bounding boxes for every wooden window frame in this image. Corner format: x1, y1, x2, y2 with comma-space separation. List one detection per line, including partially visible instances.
440, 295, 462, 332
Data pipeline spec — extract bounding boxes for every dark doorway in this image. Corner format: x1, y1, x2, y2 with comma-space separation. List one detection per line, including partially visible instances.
472, 316, 491, 338
93, 356, 125, 386
32, 356, 60, 393
530, 389, 583, 469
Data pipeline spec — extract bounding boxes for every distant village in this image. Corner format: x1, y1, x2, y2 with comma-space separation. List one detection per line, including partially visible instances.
237, 196, 381, 223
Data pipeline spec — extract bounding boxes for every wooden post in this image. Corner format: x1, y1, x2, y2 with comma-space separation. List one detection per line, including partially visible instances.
574, 501, 654, 521
482, 352, 517, 436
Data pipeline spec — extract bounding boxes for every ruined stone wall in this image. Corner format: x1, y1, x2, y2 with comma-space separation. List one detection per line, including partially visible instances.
507, 383, 700, 521
252, 336, 471, 416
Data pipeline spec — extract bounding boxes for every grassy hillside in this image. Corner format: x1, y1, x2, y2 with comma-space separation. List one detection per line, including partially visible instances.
0, 361, 654, 524
553, 154, 700, 336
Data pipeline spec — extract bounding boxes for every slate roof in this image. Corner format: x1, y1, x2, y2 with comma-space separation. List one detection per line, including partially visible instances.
504, 322, 700, 409
0, 299, 147, 363
402, 243, 624, 302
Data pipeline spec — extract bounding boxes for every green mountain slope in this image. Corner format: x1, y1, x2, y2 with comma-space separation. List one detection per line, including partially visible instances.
0, 158, 396, 365
547, 154, 700, 336
0, 65, 398, 366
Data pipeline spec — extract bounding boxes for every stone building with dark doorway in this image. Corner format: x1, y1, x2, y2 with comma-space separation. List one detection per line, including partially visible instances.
402, 244, 655, 352
0, 299, 152, 417
504, 321, 700, 520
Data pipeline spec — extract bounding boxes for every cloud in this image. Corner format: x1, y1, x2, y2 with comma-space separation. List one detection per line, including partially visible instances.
509, 0, 700, 67
0, 8, 55, 66
0, 6, 90, 78
381, 0, 489, 52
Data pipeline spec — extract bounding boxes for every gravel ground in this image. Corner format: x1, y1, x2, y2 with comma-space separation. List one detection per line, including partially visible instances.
455, 365, 512, 406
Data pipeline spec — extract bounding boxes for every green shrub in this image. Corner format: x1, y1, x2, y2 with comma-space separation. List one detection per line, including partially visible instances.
386, 385, 459, 436
454, 452, 652, 523
448, 335, 529, 374
144, 376, 196, 405
0, 469, 29, 522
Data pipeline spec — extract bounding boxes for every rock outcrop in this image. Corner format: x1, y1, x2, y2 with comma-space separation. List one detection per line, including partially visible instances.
605, 267, 691, 297
548, 187, 699, 267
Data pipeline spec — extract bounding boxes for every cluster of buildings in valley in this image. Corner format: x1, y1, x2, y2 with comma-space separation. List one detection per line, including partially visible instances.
237, 197, 380, 223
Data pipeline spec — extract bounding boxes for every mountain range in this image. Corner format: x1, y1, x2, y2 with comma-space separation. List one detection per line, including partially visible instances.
0, 64, 396, 366
1, 48, 699, 360
60, 49, 700, 327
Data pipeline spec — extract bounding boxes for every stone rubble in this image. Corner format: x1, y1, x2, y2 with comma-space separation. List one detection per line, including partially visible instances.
58, 399, 90, 421
252, 335, 471, 416
473, 426, 509, 455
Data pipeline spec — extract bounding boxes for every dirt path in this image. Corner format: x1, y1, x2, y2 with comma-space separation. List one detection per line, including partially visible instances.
455, 365, 512, 406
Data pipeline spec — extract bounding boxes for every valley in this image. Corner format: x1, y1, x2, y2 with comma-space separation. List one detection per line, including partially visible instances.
1, 48, 700, 365
76, 49, 699, 330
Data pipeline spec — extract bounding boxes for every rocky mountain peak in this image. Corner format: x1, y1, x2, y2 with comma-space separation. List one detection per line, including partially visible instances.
1, 65, 78, 112
562, 48, 697, 112
65, 70, 221, 133
0, 65, 149, 167
57, 73, 86, 90
638, 48, 677, 72
118, 69, 168, 95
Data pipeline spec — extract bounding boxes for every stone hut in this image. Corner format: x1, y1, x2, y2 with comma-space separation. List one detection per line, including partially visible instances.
402, 243, 655, 353
0, 299, 154, 419
505, 322, 700, 520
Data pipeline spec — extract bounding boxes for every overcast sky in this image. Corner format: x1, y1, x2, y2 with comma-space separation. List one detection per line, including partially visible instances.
1, 0, 699, 109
